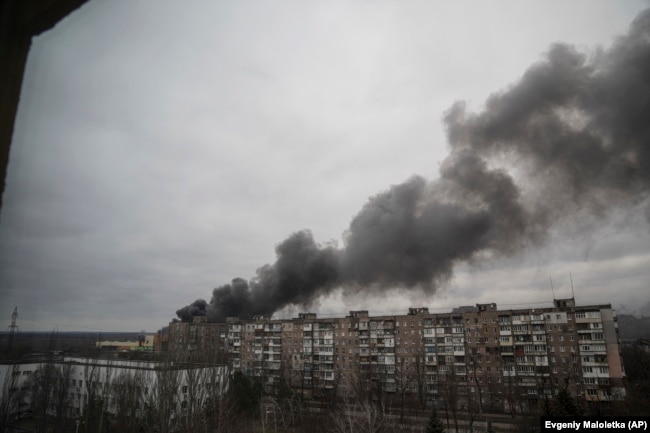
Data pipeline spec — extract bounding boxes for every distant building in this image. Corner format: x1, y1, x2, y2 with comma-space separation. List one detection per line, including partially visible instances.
95, 334, 155, 352
638, 338, 650, 353
167, 316, 228, 363
166, 298, 626, 413
0, 356, 229, 422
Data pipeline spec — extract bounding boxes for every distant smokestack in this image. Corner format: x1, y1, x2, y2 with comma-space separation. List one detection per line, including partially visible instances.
176, 8, 650, 323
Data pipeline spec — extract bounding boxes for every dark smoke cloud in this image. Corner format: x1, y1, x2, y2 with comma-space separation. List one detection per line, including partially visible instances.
175, 298, 207, 321
176, 8, 650, 323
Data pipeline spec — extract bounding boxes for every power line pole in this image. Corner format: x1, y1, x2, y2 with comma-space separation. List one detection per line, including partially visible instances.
7, 306, 18, 353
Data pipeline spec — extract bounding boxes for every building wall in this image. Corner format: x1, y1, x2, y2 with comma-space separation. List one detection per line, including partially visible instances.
0, 357, 229, 420
166, 298, 626, 412
168, 316, 228, 363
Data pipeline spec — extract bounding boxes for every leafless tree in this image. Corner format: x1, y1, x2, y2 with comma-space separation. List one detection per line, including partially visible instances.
498, 357, 520, 417
52, 362, 73, 433
80, 358, 114, 433
142, 361, 180, 433
393, 356, 411, 423
329, 399, 387, 433
0, 363, 24, 433
30, 362, 56, 433
410, 338, 427, 411
81, 361, 97, 430
202, 364, 235, 432
467, 349, 484, 415
30, 361, 72, 433
439, 365, 461, 433
110, 369, 145, 433
349, 360, 374, 404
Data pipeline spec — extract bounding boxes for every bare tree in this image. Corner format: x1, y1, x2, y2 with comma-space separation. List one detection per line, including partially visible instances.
29, 331, 67, 433
467, 349, 484, 415
439, 365, 461, 433
110, 370, 145, 433
393, 356, 411, 423
0, 363, 24, 433
81, 360, 100, 432
178, 362, 214, 432
30, 361, 72, 433
81, 359, 113, 433
413, 346, 427, 411
30, 362, 56, 433
203, 365, 235, 432
143, 361, 180, 433
329, 399, 387, 433
52, 362, 73, 433
502, 363, 520, 417
349, 360, 374, 404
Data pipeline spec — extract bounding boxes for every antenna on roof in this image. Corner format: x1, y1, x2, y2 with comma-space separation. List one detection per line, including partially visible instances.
570, 273, 575, 300
549, 276, 556, 300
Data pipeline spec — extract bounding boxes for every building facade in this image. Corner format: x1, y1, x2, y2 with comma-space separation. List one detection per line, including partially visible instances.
167, 298, 625, 413
167, 316, 228, 363
0, 357, 229, 424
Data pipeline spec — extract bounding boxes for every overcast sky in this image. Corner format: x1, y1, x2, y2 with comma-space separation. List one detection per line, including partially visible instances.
1, 1, 649, 332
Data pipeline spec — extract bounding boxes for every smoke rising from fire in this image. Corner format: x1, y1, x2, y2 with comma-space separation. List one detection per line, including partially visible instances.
177, 9, 650, 323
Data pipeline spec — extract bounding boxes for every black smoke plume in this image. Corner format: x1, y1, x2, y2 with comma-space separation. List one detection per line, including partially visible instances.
175, 298, 208, 321
177, 9, 650, 323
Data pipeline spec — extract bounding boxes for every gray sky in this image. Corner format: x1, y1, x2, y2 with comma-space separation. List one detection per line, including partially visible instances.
1, 1, 649, 332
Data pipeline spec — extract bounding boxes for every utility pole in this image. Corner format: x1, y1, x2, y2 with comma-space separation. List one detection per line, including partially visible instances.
6, 306, 18, 353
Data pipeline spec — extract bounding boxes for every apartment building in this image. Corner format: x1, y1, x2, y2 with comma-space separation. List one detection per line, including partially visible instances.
167, 298, 625, 413
0, 357, 229, 421
168, 316, 228, 362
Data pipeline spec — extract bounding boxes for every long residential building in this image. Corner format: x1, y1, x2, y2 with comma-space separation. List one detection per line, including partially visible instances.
167, 298, 625, 413
0, 356, 229, 423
